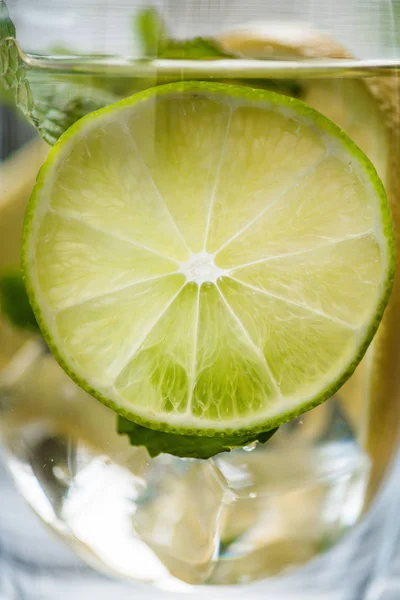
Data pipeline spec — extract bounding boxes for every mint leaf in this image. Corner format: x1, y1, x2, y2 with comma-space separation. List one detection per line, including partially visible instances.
0, 270, 39, 332
0, 1, 132, 144
28, 76, 119, 145
134, 8, 301, 96
0, 2, 35, 117
159, 37, 231, 59
239, 78, 302, 97
134, 7, 169, 56
135, 7, 231, 60
118, 416, 278, 459
0, 1, 15, 38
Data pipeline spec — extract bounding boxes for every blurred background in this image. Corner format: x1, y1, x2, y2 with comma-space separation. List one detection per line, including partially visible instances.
5, 0, 400, 58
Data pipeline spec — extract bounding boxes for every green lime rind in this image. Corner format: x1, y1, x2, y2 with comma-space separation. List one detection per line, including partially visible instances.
22, 81, 395, 438
0, 269, 39, 333
117, 416, 278, 459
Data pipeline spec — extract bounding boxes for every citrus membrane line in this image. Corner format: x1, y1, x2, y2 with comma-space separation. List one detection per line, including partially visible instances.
212, 151, 330, 257
229, 276, 358, 330
228, 230, 375, 270
52, 272, 180, 313
111, 281, 186, 384
185, 284, 201, 416
202, 107, 234, 252
216, 282, 282, 396
121, 120, 192, 257
48, 206, 182, 264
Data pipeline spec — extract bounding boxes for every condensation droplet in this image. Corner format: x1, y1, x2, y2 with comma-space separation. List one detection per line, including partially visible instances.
243, 442, 257, 452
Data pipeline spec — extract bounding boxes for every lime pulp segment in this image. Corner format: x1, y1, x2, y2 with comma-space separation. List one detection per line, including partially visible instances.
22, 82, 394, 436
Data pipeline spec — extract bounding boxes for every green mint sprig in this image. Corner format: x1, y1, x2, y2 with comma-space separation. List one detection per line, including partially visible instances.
135, 8, 302, 95
0, 269, 39, 332
0, 1, 122, 144
135, 7, 232, 59
0, 2, 36, 120
118, 416, 277, 459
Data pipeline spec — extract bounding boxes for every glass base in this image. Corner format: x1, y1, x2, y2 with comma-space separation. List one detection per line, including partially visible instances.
0, 341, 383, 599
1, 347, 400, 597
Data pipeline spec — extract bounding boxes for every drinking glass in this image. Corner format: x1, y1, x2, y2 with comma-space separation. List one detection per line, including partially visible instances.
1, 1, 400, 599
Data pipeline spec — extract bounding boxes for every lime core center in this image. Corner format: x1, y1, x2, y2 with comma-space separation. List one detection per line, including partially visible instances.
179, 252, 227, 284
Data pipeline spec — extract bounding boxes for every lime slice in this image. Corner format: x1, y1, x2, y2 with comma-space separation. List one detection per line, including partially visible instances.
22, 82, 394, 436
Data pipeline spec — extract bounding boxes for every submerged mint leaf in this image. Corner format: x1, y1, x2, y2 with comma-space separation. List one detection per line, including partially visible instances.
158, 37, 231, 59
28, 76, 119, 145
135, 7, 169, 56
0, 0, 15, 39
134, 7, 302, 96
0, 1, 133, 144
135, 7, 231, 60
243, 78, 302, 97
0, 1, 34, 115
0, 270, 39, 332
118, 416, 278, 459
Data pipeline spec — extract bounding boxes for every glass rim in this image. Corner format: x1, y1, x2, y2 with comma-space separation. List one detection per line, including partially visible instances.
17, 46, 400, 79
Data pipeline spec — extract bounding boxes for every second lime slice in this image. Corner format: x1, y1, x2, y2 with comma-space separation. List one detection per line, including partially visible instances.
22, 82, 394, 436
